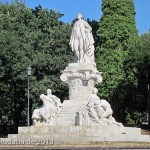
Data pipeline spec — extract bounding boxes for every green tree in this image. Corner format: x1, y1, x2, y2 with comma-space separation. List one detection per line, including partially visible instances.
128, 32, 150, 126
0, 2, 72, 133
96, 0, 139, 122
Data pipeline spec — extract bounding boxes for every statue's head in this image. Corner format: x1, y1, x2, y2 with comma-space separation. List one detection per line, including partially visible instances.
77, 13, 83, 20
47, 89, 52, 95
93, 88, 98, 94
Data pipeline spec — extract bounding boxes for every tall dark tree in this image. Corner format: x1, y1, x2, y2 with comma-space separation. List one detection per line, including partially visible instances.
128, 32, 150, 126
96, 0, 139, 122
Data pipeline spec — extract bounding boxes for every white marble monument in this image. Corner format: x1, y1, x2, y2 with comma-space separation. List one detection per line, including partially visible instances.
1, 13, 150, 145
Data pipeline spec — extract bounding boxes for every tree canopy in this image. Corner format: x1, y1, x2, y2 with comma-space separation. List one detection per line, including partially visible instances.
96, 0, 139, 122
0, 2, 72, 131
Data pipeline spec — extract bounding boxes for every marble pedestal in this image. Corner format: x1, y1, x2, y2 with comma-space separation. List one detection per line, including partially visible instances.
60, 63, 102, 101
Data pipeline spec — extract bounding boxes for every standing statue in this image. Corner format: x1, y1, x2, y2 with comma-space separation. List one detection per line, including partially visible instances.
32, 89, 63, 126
69, 13, 95, 65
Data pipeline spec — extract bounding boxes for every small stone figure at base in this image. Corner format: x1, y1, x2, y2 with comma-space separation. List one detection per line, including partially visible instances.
86, 88, 123, 127
32, 89, 63, 126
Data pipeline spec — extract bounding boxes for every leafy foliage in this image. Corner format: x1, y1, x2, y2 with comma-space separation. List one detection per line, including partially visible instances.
129, 33, 150, 125
0, 2, 72, 130
96, 0, 139, 121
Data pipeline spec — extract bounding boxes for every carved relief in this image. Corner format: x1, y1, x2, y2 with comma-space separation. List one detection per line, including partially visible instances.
68, 78, 82, 100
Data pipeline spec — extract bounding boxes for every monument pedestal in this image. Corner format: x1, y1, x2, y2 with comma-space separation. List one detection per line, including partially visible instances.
60, 63, 102, 101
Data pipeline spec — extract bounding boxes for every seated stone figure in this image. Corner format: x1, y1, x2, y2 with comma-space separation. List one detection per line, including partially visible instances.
86, 88, 123, 127
32, 89, 63, 126
46, 89, 63, 115
86, 88, 103, 123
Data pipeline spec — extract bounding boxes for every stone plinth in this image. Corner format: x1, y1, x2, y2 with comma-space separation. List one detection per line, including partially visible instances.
60, 63, 102, 101
6, 125, 150, 143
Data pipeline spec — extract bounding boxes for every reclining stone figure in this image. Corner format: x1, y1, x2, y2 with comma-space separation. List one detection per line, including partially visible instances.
86, 88, 123, 127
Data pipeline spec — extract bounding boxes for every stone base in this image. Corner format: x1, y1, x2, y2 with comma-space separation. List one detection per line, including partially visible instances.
5, 125, 150, 144
2, 100, 149, 145
3, 99, 149, 144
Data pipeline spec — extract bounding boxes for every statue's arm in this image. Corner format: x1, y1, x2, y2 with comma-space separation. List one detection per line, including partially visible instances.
83, 20, 92, 32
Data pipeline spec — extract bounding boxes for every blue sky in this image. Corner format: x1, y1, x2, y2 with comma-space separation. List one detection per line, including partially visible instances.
0, 0, 150, 35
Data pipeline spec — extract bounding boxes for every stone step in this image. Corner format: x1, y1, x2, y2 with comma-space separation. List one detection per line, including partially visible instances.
17, 126, 140, 136
125, 127, 141, 135
59, 112, 80, 115
6, 134, 150, 144
61, 108, 83, 111
104, 134, 150, 142
61, 109, 81, 112
1, 137, 106, 145
54, 119, 76, 126
139, 135, 150, 142
8, 133, 86, 139
5, 126, 150, 144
